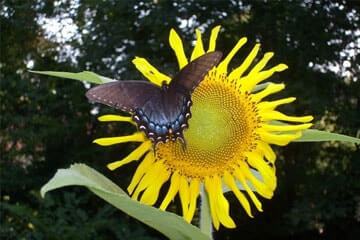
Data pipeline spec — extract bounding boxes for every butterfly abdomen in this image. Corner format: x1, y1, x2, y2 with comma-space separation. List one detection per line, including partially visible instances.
132, 98, 192, 145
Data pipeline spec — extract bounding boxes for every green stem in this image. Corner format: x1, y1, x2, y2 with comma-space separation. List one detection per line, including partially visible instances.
200, 185, 213, 240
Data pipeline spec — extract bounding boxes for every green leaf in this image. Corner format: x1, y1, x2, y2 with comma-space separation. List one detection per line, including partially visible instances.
199, 187, 213, 239
30, 70, 116, 84
270, 121, 360, 144
295, 129, 360, 144
41, 164, 209, 240
252, 82, 274, 92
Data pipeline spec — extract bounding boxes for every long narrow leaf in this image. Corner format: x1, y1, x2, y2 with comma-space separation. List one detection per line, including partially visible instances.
295, 129, 360, 144
30, 70, 115, 84
200, 187, 213, 239
252, 82, 273, 92
41, 164, 209, 240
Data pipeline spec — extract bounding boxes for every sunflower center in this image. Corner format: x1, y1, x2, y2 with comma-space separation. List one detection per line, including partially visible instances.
187, 99, 232, 152
155, 74, 260, 179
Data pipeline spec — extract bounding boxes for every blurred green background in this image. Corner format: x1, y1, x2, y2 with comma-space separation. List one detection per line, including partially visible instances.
1, 0, 359, 239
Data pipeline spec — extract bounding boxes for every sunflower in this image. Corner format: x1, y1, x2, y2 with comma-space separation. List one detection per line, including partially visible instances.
93, 26, 313, 230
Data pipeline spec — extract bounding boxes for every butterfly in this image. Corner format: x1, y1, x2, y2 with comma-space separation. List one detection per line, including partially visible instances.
86, 51, 223, 145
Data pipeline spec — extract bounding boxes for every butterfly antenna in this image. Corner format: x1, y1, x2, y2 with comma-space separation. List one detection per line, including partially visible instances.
178, 136, 187, 151
152, 143, 157, 156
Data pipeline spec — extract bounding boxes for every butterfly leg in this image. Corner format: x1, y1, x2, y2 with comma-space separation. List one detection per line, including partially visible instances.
177, 134, 187, 151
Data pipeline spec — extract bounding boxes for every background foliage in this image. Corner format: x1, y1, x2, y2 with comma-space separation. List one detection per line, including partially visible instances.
1, 0, 359, 239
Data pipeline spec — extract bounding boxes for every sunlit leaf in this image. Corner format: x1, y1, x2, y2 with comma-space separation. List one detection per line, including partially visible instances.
270, 121, 359, 144
41, 164, 209, 240
199, 187, 212, 238
295, 129, 360, 144
252, 82, 273, 92
30, 70, 115, 84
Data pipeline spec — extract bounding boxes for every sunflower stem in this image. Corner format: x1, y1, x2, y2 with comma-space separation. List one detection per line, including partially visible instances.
200, 185, 213, 239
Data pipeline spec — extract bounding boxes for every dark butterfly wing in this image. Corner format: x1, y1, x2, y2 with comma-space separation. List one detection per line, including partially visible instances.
85, 51, 222, 145
85, 80, 161, 112
169, 51, 223, 93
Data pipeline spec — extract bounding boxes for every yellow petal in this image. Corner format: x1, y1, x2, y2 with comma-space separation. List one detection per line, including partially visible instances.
257, 142, 276, 163
131, 161, 163, 200
257, 97, 296, 111
234, 169, 263, 212
160, 172, 181, 210
190, 29, 205, 61
239, 162, 274, 199
185, 178, 200, 223
262, 123, 313, 132
241, 63, 288, 92
229, 43, 260, 81
93, 132, 144, 146
98, 114, 134, 124
179, 176, 190, 218
132, 57, 171, 86
140, 166, 170, 205
107, 141, 152, 170
245, 152, 276, 191
213, 176, 236, 229
204, 177, 220, 230
169, 29, 188, 69
128, 153, 155, 194
259, 130, 303, 146
223, 171, 253, 217
252, 83, 285, 102
207, 25, 221, 52
217, 37, 247, 74
249, 52, 274, 75
261, 111, 314, 123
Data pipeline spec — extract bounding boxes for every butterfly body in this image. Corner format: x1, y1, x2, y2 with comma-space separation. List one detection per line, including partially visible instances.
132, 90, 191, 143
86, 51, 222, 146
